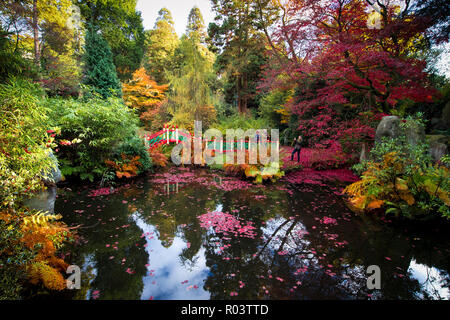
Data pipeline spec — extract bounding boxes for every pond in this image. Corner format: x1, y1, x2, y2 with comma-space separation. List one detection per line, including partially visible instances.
53, 167, 450, 300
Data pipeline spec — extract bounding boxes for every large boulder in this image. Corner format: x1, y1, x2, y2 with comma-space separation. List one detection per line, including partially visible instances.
429, 142, 448, 163
23, 187, 57, 214
42, 151, 62, 185
375, 116, 425, 146
405, 121, 426, 146
375, 116, 401, 143
427, 135, 449, 163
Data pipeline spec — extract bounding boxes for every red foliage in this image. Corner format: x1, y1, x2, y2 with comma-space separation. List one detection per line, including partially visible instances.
262, 0, 438, 149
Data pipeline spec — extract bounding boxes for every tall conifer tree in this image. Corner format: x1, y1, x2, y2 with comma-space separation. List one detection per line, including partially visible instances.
83, 27, 121, 98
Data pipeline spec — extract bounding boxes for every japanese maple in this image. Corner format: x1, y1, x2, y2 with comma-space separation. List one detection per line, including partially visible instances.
261, 0, 438, 148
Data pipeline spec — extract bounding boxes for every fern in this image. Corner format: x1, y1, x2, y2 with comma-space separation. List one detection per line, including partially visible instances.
23, 211, 62, 227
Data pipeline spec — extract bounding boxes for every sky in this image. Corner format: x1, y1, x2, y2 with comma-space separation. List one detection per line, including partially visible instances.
134, 0, 449, 78
136, 0, 215, 37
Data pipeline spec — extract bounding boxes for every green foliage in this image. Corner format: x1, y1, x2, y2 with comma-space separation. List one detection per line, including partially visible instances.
215, 114, 270, 132
346, 116, 449, 220
46, 94, 141, 181
0, 79, 56, 208
208, 0, 268, 113
186, 6, 207, 44
142, 8, 179, 84
258, 89, 293, 128
83, 28, 121, 98
353, 114, 431, 175
77, 0, 145, 81
112, 136, 153, 174
0, 29, 37, 83
166, 35, 218, 130
0, 218, 34, 300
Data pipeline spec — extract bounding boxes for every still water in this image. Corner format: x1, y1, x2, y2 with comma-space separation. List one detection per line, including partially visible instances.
55, 167, 450, 300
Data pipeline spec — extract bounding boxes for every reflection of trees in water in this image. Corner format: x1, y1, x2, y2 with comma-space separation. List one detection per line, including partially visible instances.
61, 196, 149, 300
58, 172, 450, 300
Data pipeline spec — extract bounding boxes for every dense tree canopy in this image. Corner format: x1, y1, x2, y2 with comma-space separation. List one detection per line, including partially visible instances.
75, 0, 145, 80
142, 8, 179, 84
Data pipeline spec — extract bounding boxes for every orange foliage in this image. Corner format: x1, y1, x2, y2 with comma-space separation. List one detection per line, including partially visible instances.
105, 154, 142, 178
0, 209, 73, 291
150, 148, 169, 167
122, 68, 168, 130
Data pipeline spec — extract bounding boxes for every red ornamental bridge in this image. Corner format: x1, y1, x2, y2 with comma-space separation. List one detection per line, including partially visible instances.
142, 125, 280, 153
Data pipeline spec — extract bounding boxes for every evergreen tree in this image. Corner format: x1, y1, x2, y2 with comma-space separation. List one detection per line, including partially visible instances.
142, 8, 179, 84
77, 0, 145, 81
208, 0, 267, 114
83, 27, 121, 98
167, 28, 217, 130
186, 6, 207, 44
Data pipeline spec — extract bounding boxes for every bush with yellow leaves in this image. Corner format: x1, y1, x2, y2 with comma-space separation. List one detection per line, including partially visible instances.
344, 152, 450, 220
0, 209, 74, 295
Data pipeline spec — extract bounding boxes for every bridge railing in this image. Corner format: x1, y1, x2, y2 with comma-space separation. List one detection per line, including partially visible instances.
142, 125, 280, 153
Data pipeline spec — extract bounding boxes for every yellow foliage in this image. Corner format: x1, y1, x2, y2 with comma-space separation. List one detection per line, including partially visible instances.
28, 262, 66, 291
23, 211, 62, 227
399, 192, 415, 205
367, 200, 384, 209
1, 209, 73, 291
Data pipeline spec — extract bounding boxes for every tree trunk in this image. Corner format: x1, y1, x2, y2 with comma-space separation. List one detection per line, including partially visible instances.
242, 72, 248, 114
237, 73, 248, 114
32, 0, 40, 66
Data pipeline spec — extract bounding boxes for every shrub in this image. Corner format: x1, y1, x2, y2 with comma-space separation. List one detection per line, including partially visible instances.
0, 79, 57, 207
215, 114, 271, 132
223, 149, 285, 184
0, 208, 75, 299
344, 152, 449, 219
0, 217, 34, 300
345, 116, 449, 219
258, 89, 293, 128
111, 136, 152, 174
47, 95, 143, 181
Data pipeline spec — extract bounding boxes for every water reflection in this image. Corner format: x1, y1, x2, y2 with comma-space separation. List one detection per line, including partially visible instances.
56, 168, 450, 300
132, 214, 210, 300
408, 260, 449, 299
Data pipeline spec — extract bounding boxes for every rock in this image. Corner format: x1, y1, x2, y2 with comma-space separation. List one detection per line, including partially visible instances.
42, 151, 62, 185
405, 121, 426, 146
442, 102, 450, 125
23, 187, 57, 214
429, 142, 448, 163
375, 116, 401, 143
360, 142, 369, 163
427, 134, 449, 146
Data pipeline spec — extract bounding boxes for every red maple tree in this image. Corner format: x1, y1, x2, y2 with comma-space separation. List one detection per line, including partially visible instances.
261, 0, 438, 150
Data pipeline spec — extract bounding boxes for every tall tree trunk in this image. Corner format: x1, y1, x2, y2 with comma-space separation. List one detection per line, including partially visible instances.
32, 0, 40, 67
237, 74, 243, 114
242, 72, 248, 114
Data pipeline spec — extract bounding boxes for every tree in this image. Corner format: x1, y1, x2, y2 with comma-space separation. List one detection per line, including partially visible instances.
412, 0, 450, 43
186, 6, 207, 44
122, 67, 169, 130
83, 27, 121, 98
262, 0, 438, 149
208, 0, 268, 114
40, 4, 83, 96
0, 1, 83, 94
142, 8, 179, 84
76, 0, 145, 81
166, 20, 218, 131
